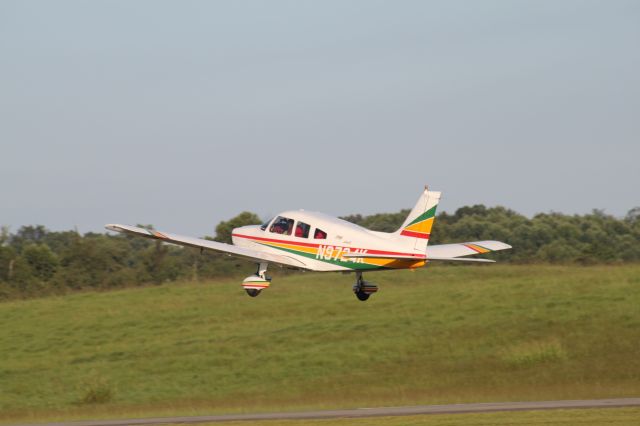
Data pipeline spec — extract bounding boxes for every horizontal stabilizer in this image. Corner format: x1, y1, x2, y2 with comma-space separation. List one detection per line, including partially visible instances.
426, 240, 511, 261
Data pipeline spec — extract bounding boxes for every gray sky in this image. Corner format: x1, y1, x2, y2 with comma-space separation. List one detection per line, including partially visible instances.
1, 0, 639, 236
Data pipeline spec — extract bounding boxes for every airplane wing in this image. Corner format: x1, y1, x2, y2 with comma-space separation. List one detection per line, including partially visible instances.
105, 224, 309, 270
426, 240, 511, 262
342, 240, 510, 262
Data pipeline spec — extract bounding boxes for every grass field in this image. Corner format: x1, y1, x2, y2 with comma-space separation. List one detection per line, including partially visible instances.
1, 264, 639, 423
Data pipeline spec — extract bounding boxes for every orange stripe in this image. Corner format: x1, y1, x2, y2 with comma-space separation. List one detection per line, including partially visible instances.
465, 244, 490, 254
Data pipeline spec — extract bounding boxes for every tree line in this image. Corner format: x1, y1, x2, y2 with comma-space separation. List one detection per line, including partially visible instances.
1, 206, 639, 300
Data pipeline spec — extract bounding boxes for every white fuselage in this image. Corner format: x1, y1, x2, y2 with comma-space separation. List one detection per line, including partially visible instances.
232, 210, 427, 272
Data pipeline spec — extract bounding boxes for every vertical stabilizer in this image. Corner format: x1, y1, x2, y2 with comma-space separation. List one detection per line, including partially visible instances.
395, 187, 441, 253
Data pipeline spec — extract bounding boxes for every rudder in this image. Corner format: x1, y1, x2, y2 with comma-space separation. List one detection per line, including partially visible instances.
395, 187, 441, 252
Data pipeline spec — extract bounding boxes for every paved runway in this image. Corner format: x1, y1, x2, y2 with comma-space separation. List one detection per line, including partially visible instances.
14, 398, 640, 426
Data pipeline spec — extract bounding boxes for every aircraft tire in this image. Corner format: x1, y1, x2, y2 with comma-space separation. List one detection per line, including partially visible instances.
355, 291, 370, 301
245, 288, 262, 297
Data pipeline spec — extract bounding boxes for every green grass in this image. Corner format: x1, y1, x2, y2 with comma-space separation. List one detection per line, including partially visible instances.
1, 264, 639, 423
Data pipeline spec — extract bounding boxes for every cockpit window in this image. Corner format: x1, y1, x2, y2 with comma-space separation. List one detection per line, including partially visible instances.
260, 217, 274, 231
269, 216, 294, 235
294, 221, 311, 238
314, 228, 327, 239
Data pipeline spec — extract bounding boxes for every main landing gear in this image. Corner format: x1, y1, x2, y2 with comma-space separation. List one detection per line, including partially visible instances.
352, 271, 378, 302
242, 262, 271, 297
242, 265, 378, 301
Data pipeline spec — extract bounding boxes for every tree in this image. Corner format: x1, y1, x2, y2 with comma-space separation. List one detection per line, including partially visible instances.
9, 225, 49, 251
341, 209, 409, 232
22, 244, 59, 281
626, 207, 640, 224
0, 226, 9, 246
43, 230, 82, 255
0, 246, 17, 282
54, 234, 134, 289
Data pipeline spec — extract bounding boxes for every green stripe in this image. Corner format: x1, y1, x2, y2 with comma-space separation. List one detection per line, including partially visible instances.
406, 205, 438, 227
259, 243, 385, 271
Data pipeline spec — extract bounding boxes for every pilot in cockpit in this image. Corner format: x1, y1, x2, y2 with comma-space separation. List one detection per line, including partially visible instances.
270, 217, 292, 235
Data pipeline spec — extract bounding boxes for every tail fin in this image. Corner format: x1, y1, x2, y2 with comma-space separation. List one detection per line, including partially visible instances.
395, 187, 441, 253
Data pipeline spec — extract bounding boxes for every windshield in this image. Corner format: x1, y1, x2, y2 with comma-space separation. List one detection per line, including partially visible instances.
260, 217, 274, 231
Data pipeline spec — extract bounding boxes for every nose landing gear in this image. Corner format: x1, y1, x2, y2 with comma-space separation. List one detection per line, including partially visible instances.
353, 272, 377, 301
242, 262, 271, 297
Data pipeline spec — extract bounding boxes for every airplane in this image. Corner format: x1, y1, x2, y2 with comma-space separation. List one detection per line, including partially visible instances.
105, 187, 511, 301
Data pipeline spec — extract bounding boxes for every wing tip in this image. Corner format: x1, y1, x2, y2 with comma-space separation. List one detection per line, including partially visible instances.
480, 240, 512, 251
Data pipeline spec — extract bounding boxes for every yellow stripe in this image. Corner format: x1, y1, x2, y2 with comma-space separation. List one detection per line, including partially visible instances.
467, 244, 490, 254
361, 258, 426, 269
263, 241, 317, 255
404, 217, 434, 234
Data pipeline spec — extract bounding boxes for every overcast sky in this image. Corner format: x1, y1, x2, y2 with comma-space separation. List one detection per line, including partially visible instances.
1, 0, 639, 236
